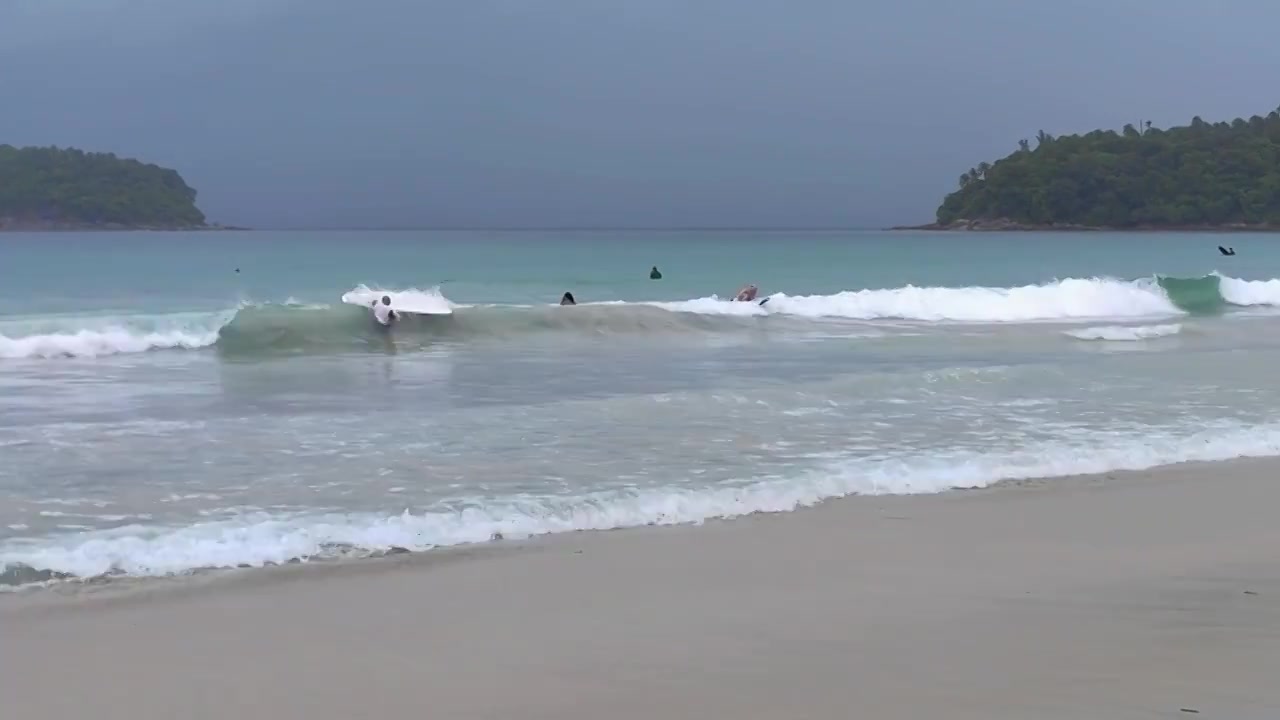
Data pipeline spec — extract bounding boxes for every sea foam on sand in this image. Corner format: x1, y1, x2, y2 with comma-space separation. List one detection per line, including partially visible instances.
4, 458, 1280, 719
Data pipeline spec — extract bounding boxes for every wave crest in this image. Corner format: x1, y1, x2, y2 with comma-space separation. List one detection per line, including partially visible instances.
755, 277, 1179, 321
1217, 274, 1280, 306
3, 275, 1280, 359
0, 311, 230, 359
340, 284, 454, 314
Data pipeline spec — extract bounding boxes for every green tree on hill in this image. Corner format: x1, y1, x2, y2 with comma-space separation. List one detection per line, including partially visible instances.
936, 107, 1280, 228
0, 145, 206, 227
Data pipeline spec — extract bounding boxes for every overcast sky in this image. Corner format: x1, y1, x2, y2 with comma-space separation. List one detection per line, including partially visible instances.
2, 0, 1277, 228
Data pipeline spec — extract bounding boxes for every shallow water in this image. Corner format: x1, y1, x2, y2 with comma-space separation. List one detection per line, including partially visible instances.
3, 229, 1280, 586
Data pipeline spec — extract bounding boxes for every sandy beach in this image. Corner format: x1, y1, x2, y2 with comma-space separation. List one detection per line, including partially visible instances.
5, 459, 1280, 720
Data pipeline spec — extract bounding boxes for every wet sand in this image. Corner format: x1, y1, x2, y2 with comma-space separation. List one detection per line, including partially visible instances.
5, 459, 1280, 719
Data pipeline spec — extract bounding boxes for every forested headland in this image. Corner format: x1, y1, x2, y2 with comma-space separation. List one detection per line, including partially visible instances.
907, 107, 1280, 231
0, 145, 222, 231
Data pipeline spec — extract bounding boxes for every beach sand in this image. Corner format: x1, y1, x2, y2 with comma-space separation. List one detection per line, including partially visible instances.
5, 459, 1280, 720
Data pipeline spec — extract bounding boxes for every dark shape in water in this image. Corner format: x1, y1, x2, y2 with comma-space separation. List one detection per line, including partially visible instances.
650, 266, 662, 280
560, 291, 576, 306
1218, 245, 1236, 256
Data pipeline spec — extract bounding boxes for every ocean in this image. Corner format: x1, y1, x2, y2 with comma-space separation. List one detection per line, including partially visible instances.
3, 229, 1280, 589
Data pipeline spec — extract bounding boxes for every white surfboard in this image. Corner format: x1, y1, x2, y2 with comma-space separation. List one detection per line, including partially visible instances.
341, 287, 454, 316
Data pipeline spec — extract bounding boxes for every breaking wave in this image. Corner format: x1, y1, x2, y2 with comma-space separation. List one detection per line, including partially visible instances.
4, 419, 1280, 586
2, 275, 1278, 359
668, 277, 1179, 321
0, 310, 230, 359
339, 284, 454, 315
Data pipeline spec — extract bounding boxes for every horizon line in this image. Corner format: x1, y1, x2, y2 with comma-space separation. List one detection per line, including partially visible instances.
233, 225, 893, 232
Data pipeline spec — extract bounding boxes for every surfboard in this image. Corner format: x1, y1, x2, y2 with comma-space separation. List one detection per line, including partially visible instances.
382, 298, 453, 316
341, 289, 454, 316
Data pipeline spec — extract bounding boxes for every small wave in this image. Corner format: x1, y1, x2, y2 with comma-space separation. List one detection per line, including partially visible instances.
1157, 273, 1280, 314
1217, 274, 1280, 307
661, 278, 1181, 322
207, 290, 776, 354
0, 329, 220, 359
0, 310, 229, 359
492, 274, 1280, 326
5, 275, 1280, 360
5, 420, 1280, 585
1064, 323, 1183, 341
1157, 275, 1225, 314
772, 277, 1181, 321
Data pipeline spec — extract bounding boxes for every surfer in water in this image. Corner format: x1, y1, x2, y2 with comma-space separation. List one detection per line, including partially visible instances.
560, 291, 577, 306
372, 295, 398, 326
733, 284, 759, 302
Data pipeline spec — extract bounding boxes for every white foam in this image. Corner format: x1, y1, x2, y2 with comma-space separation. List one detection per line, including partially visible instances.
6, 420, 1280, 582
341, 285, 455, 315
1218, 274, 1280, 307
646, 296, 768, 316
0, 309, 233, 359
0, 327, 221, 359
1064, 323, 1183, 341
648, 278, 1182, 323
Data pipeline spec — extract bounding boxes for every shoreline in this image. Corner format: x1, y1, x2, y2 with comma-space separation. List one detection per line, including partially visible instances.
6, 457, 1280, 718
4, 450, 1275, 597
6, 451, 1280, 598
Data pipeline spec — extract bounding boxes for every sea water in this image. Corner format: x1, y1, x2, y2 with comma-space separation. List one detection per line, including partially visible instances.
3, 229, 1280, 587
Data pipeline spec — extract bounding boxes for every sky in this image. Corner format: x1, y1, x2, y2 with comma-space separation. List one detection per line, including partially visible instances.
2, 0, 1278, 229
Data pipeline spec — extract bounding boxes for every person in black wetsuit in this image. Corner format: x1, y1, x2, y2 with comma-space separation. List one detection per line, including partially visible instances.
560, 291, 577, 305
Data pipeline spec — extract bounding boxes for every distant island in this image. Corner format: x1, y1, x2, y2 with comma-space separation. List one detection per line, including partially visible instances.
0, 145, 235, 231
900, 107, 1280, 231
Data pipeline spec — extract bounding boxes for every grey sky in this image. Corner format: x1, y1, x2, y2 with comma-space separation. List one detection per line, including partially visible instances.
2, 0, 1276, 228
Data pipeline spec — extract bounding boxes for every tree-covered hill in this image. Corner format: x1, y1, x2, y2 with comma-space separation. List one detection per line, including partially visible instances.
0, 145, 208, 230
926, 108, 1280, 230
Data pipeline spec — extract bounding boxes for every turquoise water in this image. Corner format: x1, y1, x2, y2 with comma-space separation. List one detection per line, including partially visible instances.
4, 229, 1280, 588
4, 229, 1279, 312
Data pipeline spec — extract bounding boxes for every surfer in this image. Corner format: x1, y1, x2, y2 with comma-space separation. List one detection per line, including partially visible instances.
560, 291, 577, 306
733, 284, 759, 302
1218, 245, 1236, 256
650, 266, 663, 280
372, 295, 398, 326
